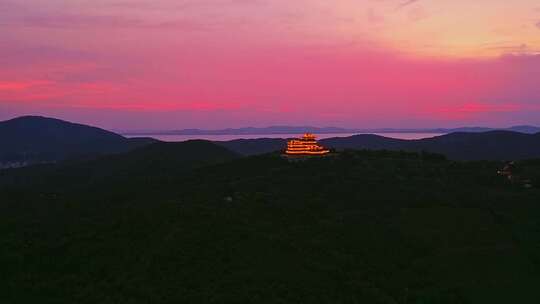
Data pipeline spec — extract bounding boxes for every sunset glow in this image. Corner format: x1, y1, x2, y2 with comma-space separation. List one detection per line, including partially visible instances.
1, 0, 539, 129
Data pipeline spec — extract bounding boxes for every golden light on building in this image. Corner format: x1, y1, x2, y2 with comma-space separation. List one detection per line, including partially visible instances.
285, 133, 330, 156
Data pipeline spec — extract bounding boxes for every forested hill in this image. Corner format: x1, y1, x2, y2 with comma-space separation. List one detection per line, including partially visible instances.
3, 116, 540, 163
216, 131, 540, 160
0, 116, 156, 164
1, 149, 540, 303
0, 140, 240, 189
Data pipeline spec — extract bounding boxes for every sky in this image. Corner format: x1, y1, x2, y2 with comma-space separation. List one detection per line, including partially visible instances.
0, 0, 539, 130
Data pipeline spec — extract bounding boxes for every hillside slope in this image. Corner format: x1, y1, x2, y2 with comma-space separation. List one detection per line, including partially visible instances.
410, 131, 540, 160
217, 131, 540, 160
0, 116, 156, 164
0, 140, 240, 189
217, 138, 288, 156
1, 150, 540, 303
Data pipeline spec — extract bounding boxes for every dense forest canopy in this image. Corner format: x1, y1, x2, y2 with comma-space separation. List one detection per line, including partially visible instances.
2, 146, 540, 303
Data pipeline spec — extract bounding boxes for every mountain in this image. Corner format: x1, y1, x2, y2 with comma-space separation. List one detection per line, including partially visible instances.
217, 138, 288, 156
507, 125, 540, 134
3, 116, 539, 164
216, 131, 540, 160
121, 126, 355, 135
406, 131, 540, 160
120, 125, 540, 136
0, 116, 156, 166
442, 125, 539, 134
320, 134, 406, 150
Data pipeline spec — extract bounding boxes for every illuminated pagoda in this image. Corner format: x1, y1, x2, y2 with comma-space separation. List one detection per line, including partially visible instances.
285, 133, 330, 156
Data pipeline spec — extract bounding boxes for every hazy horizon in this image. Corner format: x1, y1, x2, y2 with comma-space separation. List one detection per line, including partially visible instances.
2, 114, 540, 134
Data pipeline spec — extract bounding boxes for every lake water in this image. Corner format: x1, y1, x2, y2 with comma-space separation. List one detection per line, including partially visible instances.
124, 133, 445, 142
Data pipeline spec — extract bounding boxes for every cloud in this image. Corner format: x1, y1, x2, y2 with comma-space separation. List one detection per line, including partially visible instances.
2, 0, 540, 128
0, 13, 210, 31
105, 0, 266, 11
536, 20, 540, 29
398, 0, 419, 9
0, 45, 98, 66
479, 42, 540, 56
0, 1, 24, 10
407, 7, 428, 22
485, 43, 529, 52
75, 101, 243, 112
20, 14, 142, 29
429, 102, 540, 120
436, 103, 521, 114
0, 80, 52, 91
367, 8, 385, 24
0, 1, 212, 31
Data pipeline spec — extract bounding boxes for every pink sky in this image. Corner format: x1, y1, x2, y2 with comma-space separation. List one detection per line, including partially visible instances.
1, 0, 539, 130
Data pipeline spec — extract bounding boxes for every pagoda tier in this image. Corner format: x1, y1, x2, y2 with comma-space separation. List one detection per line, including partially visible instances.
285, 133, 330, 156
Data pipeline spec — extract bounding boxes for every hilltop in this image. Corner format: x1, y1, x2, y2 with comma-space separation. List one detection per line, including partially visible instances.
216, 131, 540, 160
0, 116, 156, 166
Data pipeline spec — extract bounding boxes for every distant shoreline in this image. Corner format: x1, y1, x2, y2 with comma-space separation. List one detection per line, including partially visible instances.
121, 130, 447, 136
123, 132, 446, 142
119, 125, 540, 137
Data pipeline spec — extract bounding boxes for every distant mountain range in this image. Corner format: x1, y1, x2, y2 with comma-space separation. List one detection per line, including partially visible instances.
2, 116, 540, 167
121, 125, 540, 135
